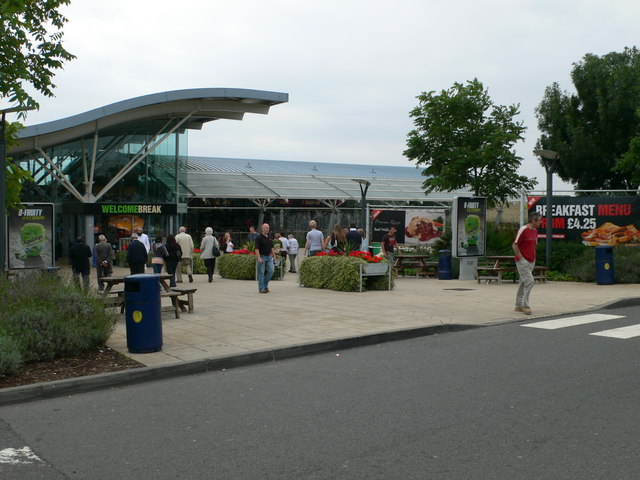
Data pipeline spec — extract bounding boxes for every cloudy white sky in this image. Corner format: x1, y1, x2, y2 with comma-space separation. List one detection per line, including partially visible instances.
16, 0, 640, 191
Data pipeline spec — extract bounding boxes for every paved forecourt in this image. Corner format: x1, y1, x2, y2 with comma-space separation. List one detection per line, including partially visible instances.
100, 265, 640, 367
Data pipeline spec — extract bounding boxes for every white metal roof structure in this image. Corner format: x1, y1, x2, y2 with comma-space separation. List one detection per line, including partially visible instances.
184, 156, 457, 204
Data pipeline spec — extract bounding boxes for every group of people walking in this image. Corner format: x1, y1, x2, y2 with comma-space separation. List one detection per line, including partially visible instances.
305, 221, 367, 256
124, 226, 196, 287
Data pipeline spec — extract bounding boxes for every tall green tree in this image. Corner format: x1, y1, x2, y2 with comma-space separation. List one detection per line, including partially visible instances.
1, 0, 75, 208
404, 78, 535, 207
535, 47, 640, 190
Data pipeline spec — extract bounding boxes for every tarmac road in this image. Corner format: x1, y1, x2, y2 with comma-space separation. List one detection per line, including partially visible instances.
2, 304, 640, 479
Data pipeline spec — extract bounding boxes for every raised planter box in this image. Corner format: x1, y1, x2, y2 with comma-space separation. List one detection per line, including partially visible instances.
359, 263, 391, 292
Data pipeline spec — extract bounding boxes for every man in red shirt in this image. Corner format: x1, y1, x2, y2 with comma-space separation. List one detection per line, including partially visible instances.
513, 212, 542, 315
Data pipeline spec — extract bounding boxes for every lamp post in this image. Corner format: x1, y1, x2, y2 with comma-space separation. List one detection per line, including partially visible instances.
351, 179, 371, 234
533, 149, 559, 266
1, 106, 34, 274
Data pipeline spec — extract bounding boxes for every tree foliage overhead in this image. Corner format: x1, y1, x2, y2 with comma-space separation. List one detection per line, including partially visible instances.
536, 47, 640, 190
0, 0, 75, 112
1, 0, 75, 209
404, 78, 536, 207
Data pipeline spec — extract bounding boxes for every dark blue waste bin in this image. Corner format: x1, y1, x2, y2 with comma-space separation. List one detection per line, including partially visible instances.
124, 274, 162, 353
595, 246, 615, 285
438, 249, 452, 280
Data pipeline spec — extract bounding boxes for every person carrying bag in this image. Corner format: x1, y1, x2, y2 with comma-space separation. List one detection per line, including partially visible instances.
151, 236, 170, 274
201, 227, 220, 282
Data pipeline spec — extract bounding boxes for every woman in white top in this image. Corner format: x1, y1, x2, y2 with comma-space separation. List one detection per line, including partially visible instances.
223, 232, 234, 253
287, 234, 299, 273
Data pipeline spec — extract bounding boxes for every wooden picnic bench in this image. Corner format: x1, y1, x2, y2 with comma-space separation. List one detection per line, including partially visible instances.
160, 290, 181, 318
394, 255, 438, 278
476, 256, 548, 284
170, 286, 197, 313
99, 274, 192, 318
102, 288, 125, 312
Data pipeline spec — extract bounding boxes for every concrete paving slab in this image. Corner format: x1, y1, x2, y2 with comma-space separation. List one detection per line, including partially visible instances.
2, 263, 639, 406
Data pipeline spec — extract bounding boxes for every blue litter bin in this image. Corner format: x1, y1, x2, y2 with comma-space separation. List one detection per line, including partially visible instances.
595, 246, 615, 285
438, 249, 452, 280
124, 274, 162, 353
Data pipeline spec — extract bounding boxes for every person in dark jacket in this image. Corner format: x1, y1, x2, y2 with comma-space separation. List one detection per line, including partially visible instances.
164, 234, 182, 287
345, 222, 362, 251
94, 234, 113, 291
126, 233, 148, 275
69, 237, 92, 288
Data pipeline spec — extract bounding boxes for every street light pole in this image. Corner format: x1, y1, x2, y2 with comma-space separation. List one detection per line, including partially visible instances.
351, 179, 371, 234
0, 111, 6, 275
533, 149, 560, 266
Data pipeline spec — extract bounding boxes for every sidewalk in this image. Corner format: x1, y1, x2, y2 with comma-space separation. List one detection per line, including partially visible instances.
2, 265, 638, 405
104, 266, 640, 367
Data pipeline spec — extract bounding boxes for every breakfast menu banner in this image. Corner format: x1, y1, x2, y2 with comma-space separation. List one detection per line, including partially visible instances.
527, 196, 640, 246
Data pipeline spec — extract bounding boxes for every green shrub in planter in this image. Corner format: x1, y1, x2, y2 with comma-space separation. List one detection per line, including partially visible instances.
217, 254, 283, 280
0, 274, 116, 365
299, 256, 335, 289
299, 255, 393, 292
192, 253, 207, 274
218, 254, 258, 279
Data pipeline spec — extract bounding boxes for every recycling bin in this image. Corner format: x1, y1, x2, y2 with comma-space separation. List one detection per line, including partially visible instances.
595, 246, 615, 285
438, 249, 452, 280
124, 274, 162, 353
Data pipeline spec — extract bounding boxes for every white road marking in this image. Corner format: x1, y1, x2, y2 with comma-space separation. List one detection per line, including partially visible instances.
590, 324, 640, 339
522, 314, 625, 330
0, 446, 42, 464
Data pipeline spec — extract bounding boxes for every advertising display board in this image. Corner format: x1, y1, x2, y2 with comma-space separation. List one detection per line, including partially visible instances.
7, 203, 55, 269
371, 209, 445, 245
452, 197, 486, 257
528, 196, 640, 246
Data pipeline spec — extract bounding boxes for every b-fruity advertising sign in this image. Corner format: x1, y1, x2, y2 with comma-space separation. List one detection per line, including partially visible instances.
8, 203, 55, 269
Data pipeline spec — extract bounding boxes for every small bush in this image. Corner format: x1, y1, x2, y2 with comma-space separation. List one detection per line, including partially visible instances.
610, 246, 640, 283
565, 249, 596, 282
486, 223, 518, 255
217, 254, 283, 280
0, 273, 116, 365
0, 336, 22, 375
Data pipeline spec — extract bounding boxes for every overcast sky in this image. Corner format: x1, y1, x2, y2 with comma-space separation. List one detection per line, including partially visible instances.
16, 0, 640, 192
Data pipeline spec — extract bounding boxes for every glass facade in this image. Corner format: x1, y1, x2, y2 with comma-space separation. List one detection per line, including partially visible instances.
14, 130, 188, 256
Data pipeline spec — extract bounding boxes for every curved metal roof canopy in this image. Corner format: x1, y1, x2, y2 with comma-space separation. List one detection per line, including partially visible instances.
12, 88, 288, 154
9, 88, 288, 203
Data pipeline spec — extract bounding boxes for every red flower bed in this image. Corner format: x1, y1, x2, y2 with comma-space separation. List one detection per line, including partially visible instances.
315, 250, 382, 263
229, 249, 255, 255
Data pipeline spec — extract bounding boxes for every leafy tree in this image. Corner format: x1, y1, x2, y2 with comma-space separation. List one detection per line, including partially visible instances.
535, 47, 640, 190
404, 79, 536, 207
1, 0, 75, 208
